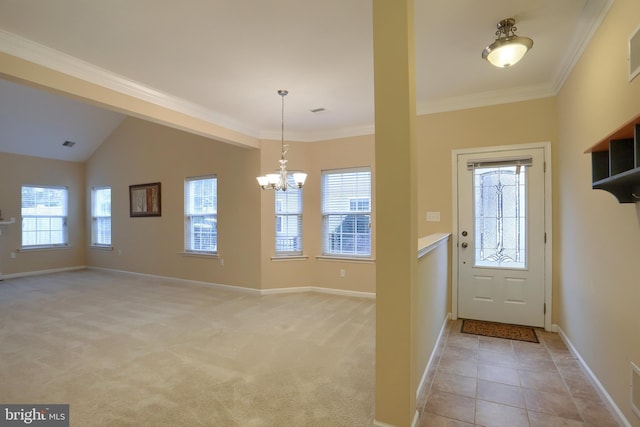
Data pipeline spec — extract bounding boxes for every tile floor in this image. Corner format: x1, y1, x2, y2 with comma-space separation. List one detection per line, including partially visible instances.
416, 319, 622, 427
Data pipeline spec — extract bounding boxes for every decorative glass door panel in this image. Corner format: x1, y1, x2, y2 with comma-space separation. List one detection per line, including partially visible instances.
474, 165, 526, 269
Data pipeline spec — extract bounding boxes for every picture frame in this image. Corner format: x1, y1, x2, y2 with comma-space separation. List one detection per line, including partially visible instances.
129, 182, 161, 217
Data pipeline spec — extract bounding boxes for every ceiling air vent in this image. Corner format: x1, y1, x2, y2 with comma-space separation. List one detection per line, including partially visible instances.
62, 140, 76, 147
310, 108, 326, 113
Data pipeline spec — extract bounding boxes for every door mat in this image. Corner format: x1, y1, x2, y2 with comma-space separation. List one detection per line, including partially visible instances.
461, 319, 539, 343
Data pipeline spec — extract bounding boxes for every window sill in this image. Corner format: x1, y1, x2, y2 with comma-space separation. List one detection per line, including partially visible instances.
271, 255, 309, 261
181, 251, 219, 259
90, 245, 113, 251
316, 255, 375, 264
19, 245, 71, 252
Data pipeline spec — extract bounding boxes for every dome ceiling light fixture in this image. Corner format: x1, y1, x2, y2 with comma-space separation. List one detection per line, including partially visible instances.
482, 18, 533, 68
256, 90, 307, 191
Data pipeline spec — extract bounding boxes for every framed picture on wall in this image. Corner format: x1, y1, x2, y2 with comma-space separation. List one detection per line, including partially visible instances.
129, 182, 161, 217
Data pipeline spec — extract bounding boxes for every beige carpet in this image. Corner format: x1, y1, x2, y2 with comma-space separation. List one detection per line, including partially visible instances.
0, 270, 375, 426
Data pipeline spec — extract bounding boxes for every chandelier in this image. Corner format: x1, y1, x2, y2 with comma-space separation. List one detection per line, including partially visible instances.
482, 18, 533, 68
256, 90, 307, 191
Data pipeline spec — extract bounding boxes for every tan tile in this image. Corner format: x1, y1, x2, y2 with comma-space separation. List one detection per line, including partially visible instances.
517, 358, 559, 373
424, 390, 475, 424
573, 397, 620, 427
432, 372, 477, 398
478, 336, 514, 353
447, 333, 480, 349
512, 340, 544, 353
438, 357, 478, 378
477, 379, 524, 408
518, 369, 569, 395
523, 388, 583, 421
555, 359, 588, 382
442, 343, 478, 361
564, 376, 601, 401
419, 411, 475, 427
478, 363, 520, 386
475, 399, 529, 427
478, 349, 518, 368
528, 410, 586, 427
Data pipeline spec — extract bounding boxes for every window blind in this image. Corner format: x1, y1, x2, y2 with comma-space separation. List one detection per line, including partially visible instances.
321, 168, 371, 256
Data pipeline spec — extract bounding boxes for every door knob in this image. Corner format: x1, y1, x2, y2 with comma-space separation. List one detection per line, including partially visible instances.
461, 242, 468, 248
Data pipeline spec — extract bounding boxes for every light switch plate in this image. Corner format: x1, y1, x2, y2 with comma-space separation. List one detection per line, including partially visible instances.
426, 211, 441, 222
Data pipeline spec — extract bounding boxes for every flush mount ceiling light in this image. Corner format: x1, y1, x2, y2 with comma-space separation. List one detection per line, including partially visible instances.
482, 18, 533, 68
256, 90, 307, 191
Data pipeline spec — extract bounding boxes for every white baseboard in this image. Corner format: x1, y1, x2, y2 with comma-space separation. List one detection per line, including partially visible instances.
88, 267, 376, 299
0, 265, 85, 280
416, 313, 450, 399
373, 410, 419, 427
294, 286, 376, 299
373, 419, 396, 427
555, 325, 632, 427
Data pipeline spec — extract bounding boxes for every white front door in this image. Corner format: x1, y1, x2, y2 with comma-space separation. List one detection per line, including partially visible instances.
456, 146, 546, 327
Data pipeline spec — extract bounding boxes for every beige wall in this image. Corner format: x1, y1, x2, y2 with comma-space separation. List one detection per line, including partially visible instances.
417, 97, 558, 236
556, 0, 640, 424
259, 135, 376, 294
0, 152, 86, 275
86, 117, 262, 289
416, 98, 558, 315
414, 237, 450, 396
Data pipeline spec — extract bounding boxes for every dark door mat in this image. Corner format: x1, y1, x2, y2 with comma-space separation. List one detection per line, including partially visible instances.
461, 319, 539, 343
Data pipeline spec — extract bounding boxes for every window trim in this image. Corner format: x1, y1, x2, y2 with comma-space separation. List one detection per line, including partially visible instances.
91, 186, 112, 248
184, 174, 218, 255
321, 167, 372, 258
274, 174, 304, 257
21, 185, 69, 250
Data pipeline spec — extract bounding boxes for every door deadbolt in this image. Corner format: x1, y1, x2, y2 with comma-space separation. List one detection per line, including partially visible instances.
461, 242, 468, 248
461, 230, 468, 237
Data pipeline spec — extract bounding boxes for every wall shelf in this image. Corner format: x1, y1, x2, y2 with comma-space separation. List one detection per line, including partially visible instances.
585, 114, 640, 203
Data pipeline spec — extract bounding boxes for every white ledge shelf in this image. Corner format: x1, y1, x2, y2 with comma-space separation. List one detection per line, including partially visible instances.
418, 233, 451, 259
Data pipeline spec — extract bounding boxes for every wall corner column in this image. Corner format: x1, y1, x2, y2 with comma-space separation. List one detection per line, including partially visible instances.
373, 0, 418, 426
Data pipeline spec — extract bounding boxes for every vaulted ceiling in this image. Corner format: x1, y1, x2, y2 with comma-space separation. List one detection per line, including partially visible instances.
0, 0, 612, 161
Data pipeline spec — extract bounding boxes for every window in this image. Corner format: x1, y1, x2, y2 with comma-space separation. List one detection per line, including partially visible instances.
21, 185, 68, 248
185, 176, 217, 253
91, 186, 111, 246
322, 168, 371, 257
275, 175, 303, 255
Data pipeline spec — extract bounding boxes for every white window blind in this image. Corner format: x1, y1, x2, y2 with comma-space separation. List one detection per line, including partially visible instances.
185, 176, 217, 253
21, 185, 68, 247
91, 187, 111, 246
322, 168, 371, 257
275, 175, 303, 255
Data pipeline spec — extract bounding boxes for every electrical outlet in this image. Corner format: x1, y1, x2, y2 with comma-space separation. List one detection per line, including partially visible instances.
10, 252, 16, 259
339, 269, 346, 278
219, 258, 224, 266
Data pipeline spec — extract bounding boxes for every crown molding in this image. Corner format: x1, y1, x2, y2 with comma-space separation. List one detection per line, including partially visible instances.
0, 29, 258, 139
258, 123, 376, 142
417, 83, 556, 115
551, 0, 615, 94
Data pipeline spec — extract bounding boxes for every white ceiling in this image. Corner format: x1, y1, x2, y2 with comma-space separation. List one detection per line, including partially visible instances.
0, 0, 612, 161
